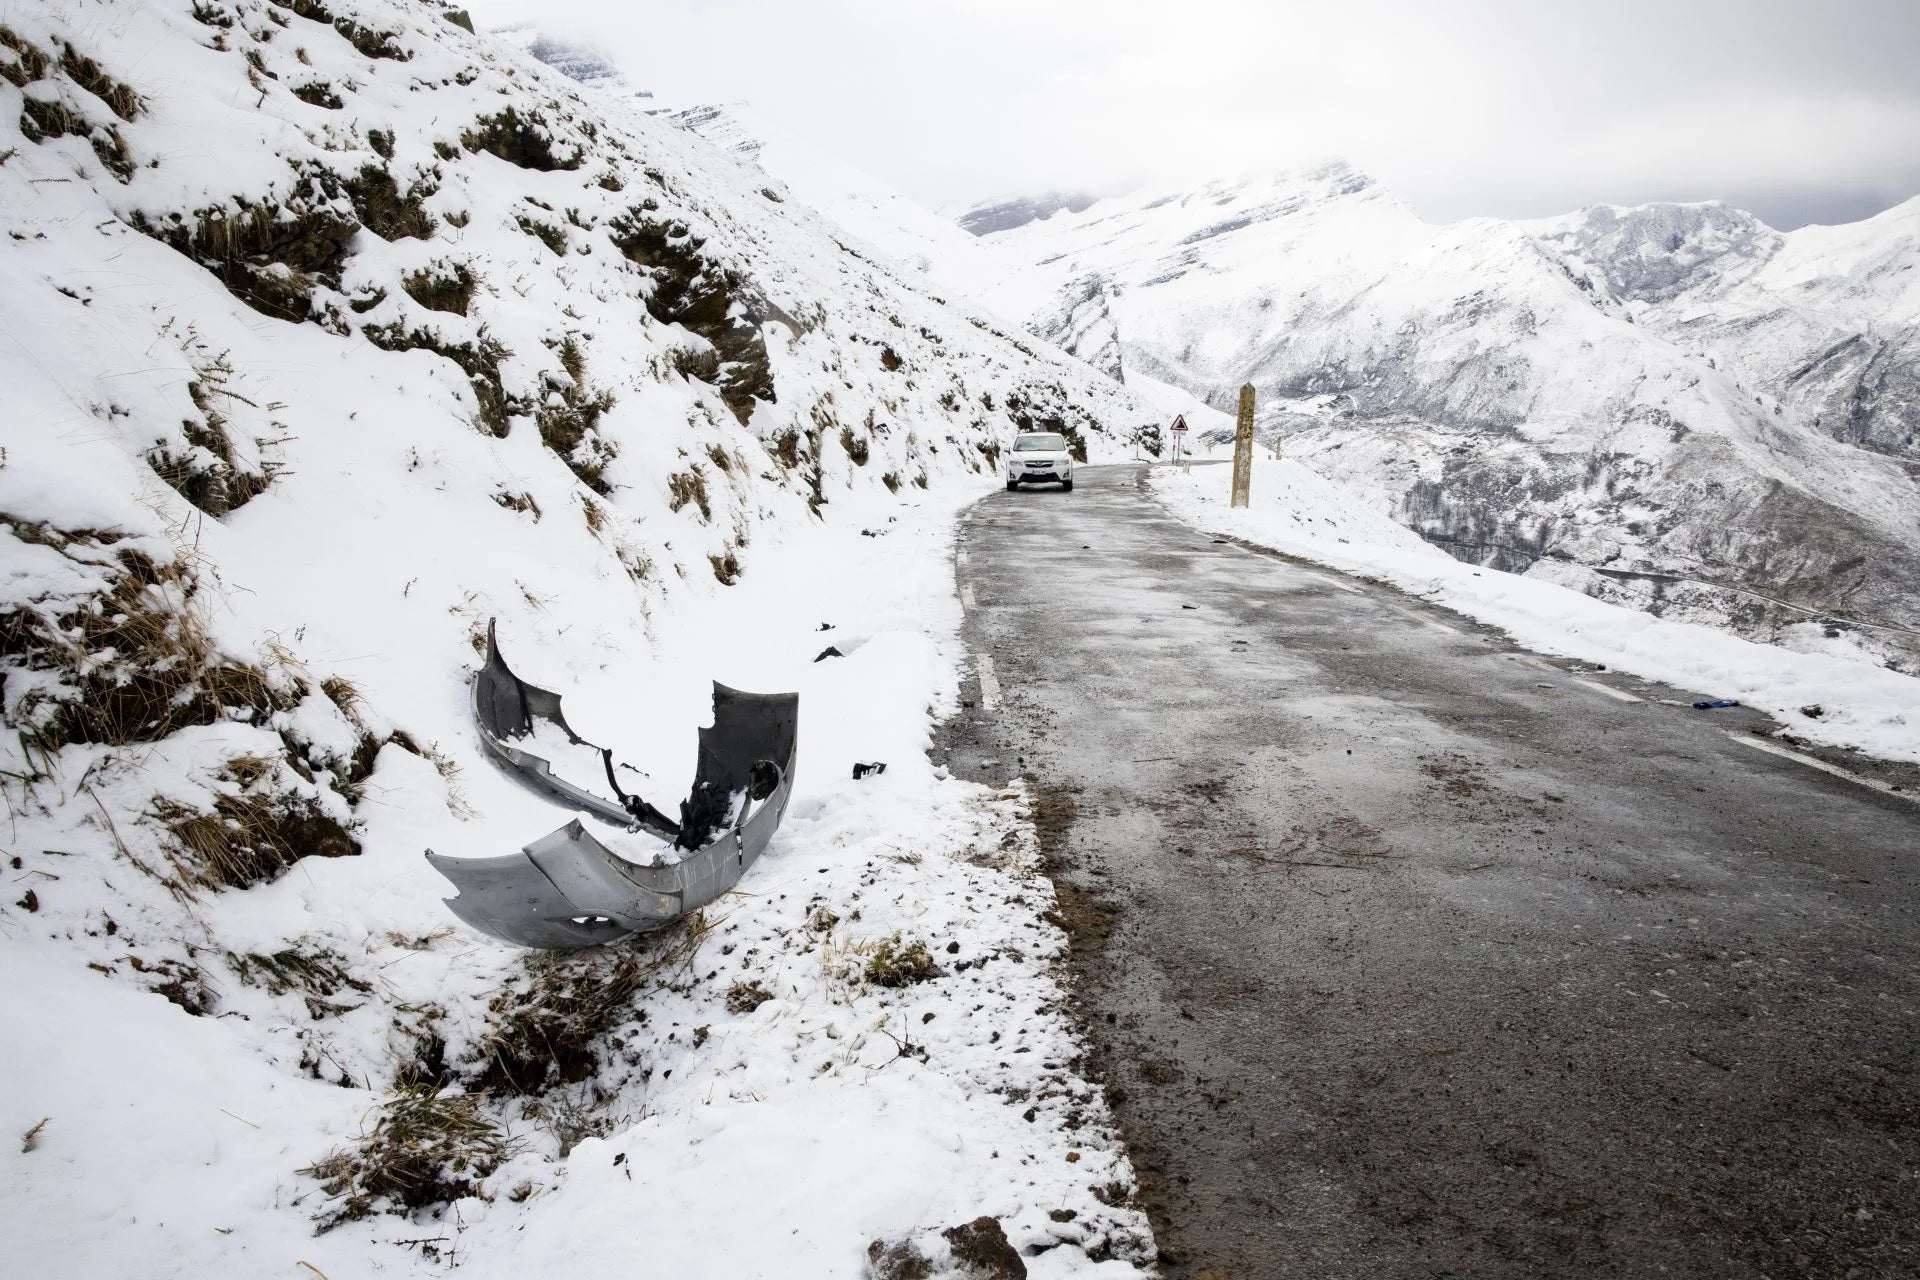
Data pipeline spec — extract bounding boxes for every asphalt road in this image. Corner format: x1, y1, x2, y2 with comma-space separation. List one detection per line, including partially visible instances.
939, 463, 1920, 1280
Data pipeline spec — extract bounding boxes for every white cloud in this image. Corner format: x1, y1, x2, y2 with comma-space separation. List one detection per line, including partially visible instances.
469, 0, 1920, 226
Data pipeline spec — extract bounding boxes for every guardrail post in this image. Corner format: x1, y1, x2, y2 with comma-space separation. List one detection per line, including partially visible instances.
1230, 383, 1256, 508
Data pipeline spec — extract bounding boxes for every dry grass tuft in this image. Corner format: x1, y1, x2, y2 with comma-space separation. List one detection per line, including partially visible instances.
839, 426, 870, 466
342, 165, 436, 241
666, 468, 711, 520
468, 914, 711, 1096
402, 261, 477, 316
1, 525, 296, 751
536, 338, 618, 493
724, 980, 774, 1014
145, 352, 278, 517
363, 324, 517, 437
864, 935, 942, 988
302, 1086, 508, 1231
154, 786, 358, 893
461, 106, 581, 172
467, 947, 647, 1095
226, 939, 370, 1018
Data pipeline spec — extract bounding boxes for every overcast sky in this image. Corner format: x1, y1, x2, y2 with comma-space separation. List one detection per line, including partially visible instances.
469, 0, 1920, 229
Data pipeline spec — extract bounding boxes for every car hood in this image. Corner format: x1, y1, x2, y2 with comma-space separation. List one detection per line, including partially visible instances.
1011, 450, 1072, 463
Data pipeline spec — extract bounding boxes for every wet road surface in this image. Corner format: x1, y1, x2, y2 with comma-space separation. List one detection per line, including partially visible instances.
939, 464, 1920, 1279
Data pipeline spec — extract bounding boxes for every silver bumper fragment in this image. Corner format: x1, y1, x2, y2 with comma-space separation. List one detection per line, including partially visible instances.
426, 620, 798, 949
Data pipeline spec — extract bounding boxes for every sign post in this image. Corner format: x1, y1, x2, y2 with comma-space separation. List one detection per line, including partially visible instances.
1170, 413, 1188, 467
1230, 384, 1255, 508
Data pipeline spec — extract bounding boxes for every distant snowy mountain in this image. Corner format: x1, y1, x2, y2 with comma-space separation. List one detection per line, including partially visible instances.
1530, 197, 1920, 461
975, 166, 1920, 665
494, 24, 648, 98
959, 191, 1099, 237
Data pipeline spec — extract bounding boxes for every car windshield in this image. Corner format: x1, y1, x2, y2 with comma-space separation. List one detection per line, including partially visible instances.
1014, 433, 1067, 452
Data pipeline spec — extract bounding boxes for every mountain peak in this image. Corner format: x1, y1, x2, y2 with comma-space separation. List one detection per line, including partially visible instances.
959, 192, 1102, 237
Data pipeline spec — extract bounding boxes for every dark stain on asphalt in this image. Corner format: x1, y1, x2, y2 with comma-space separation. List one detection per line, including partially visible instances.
939, 464, 1920, 1280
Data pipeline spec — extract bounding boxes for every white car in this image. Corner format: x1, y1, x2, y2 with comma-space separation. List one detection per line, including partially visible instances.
1005, 432, 1074, 491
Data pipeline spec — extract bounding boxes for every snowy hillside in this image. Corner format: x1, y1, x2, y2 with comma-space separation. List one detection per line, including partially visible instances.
505, 33, 1038, 345
977, 167, 1920, 667
0, 0, 1158, 1274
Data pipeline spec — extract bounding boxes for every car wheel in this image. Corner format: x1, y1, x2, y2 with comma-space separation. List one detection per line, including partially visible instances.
1006, 478, 1019, 491
1062, 477, 1074, 491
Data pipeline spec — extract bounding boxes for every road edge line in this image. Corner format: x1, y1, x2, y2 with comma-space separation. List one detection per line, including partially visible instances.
1572, 677, 1642, 704
1726, 731, 1918, 806
977, 654, 1002, 712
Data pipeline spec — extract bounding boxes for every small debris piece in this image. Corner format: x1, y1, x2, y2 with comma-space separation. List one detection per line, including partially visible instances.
852, 761, 887, 780
21, 1118, 49, 1153
817, 622, 834, 631
1692, 699, 1741, 710
1800, 704, 1824, 718
1181, 604, 1197, 610
814, 646, 844, 662
17, 889, 38, 913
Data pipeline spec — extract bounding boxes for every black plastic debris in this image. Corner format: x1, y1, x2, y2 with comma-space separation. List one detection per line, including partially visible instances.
852, 761, 887, 780
1692, 699, 1741, 710
817, 622, 834, 631
1181, 604, 1198, 610
1800, 704, 1824, 718
814, 646, 844, 662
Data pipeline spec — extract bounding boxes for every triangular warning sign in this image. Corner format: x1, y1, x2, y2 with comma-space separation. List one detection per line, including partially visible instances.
1171, 414, 1188, 432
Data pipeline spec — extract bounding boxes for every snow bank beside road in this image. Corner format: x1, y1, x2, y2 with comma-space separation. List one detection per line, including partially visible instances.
1, 479, 1153, 1278
1154, 457, 1920, 764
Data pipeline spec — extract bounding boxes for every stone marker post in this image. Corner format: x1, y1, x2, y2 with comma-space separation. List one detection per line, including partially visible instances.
1230, 383, 1256, 508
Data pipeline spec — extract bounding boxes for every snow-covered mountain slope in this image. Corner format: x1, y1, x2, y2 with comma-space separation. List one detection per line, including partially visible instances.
0, 0, 1158, 1272
1530, 197, 1920, 461
506, 34, 1029, 338
977, 166, 1920, 665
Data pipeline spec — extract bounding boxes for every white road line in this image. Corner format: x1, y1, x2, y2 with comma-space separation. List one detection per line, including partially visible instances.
961, 585, 977, 608
976, 655, 1002, 711
1727, 732, 1918, 806
1571, 677, 1642, 704
1304, 572, 1362, 595
1385, 603, 1458, 636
